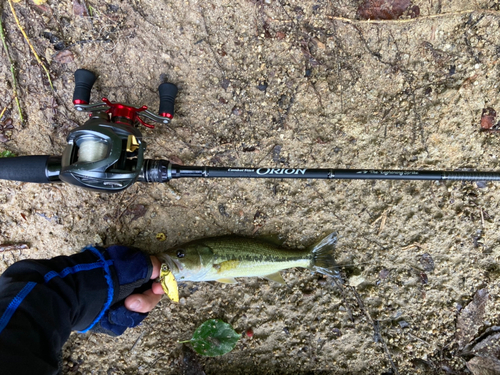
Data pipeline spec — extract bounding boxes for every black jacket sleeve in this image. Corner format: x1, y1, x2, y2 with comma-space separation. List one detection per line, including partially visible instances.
0, 246, 152, 375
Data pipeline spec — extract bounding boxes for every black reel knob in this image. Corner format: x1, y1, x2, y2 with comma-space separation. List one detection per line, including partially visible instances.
73, 69, 97, 104
158, 82, 178, 119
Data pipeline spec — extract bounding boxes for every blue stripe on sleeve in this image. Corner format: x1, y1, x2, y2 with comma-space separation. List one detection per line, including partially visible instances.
77, 246, 115, 333
44, 262, 104, 283
0, 282, 37, 334
0, 247, 115, 336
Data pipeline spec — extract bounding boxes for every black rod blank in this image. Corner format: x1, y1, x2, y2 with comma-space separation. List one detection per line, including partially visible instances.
139, 161, 500, 182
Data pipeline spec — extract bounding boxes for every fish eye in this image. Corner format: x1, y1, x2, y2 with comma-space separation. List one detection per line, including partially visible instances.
176, 249, 185, 258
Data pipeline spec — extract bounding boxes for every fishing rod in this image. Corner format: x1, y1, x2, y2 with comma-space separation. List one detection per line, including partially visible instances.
0, 69, 499, 193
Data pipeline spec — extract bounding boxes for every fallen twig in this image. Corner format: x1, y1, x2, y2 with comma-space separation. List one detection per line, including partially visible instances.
351, 287, 399, 375
7, 0, 54, 91
371, 209, 390, 235
328, 9, 500, 25
0, 15, 23, 122
407, 332, 430, 346
331, 277, 354, 322
129, 332, 145, 353
400, 243, 426, 251
0, 98, 14, 120
0, 243, 29, 252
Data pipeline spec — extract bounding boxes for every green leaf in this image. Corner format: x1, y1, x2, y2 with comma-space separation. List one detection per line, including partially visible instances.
189, 319, 240, 357
0, 150, 15, 158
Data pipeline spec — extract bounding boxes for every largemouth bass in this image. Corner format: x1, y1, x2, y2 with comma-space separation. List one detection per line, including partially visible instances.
158, 233, 338, 295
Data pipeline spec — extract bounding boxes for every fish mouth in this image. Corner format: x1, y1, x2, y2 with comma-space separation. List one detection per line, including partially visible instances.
162, 254, 183, 274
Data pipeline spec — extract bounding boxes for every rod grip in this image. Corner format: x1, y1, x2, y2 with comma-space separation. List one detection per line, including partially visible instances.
0, 155, 61, 183
73, 69, 97, 104
158, 83, 178, 118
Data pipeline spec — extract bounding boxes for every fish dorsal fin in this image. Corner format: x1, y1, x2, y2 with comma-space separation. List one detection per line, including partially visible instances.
216, 277, 238, 284
263, 272, 286, 285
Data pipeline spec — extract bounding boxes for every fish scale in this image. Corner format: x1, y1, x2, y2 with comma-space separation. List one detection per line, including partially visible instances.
196, 238, 312, 280
211, 239, 311, 264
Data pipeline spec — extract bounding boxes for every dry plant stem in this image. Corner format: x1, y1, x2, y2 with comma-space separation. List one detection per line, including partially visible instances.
351, 287, 399, 375
0, 98, 14, 120
7, 0, 54, 92
0, 15, 23, 122
0, 244, 29, 252
328, 9, 499, 25
129, 332, 144, 353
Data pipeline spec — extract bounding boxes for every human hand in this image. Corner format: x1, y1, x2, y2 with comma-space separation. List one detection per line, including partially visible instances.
90, 247, 166, 336
124, 256, 165, 313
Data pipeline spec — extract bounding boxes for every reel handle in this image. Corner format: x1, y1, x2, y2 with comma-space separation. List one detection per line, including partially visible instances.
73, 69, 97, 104
158, 83, 178, 119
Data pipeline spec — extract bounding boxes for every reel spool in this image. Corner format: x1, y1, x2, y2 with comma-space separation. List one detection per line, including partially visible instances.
77, 140, 109, 163
59, 120, 145, 192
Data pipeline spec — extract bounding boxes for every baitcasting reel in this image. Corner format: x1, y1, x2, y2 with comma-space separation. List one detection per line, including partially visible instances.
60, 69, 178, 192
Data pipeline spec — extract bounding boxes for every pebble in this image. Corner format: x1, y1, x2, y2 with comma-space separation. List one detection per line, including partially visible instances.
349, 275, 366, 287
93, 234, 103, 246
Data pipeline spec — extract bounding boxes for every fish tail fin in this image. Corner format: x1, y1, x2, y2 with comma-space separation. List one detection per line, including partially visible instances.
309, 232, 340, 278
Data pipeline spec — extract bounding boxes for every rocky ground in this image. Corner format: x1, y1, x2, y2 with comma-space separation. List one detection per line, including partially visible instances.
1, 0, 500, 373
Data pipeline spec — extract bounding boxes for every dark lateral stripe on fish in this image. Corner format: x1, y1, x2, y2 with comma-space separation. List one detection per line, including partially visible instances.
213, 254, 309, 263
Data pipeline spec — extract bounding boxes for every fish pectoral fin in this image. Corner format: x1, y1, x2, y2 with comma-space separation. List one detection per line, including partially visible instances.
216, 277, 238, 284
214, 259, 240, 273
263, 272, 286, 285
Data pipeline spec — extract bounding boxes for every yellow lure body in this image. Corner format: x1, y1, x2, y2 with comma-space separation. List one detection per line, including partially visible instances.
160, 264, 179, 302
